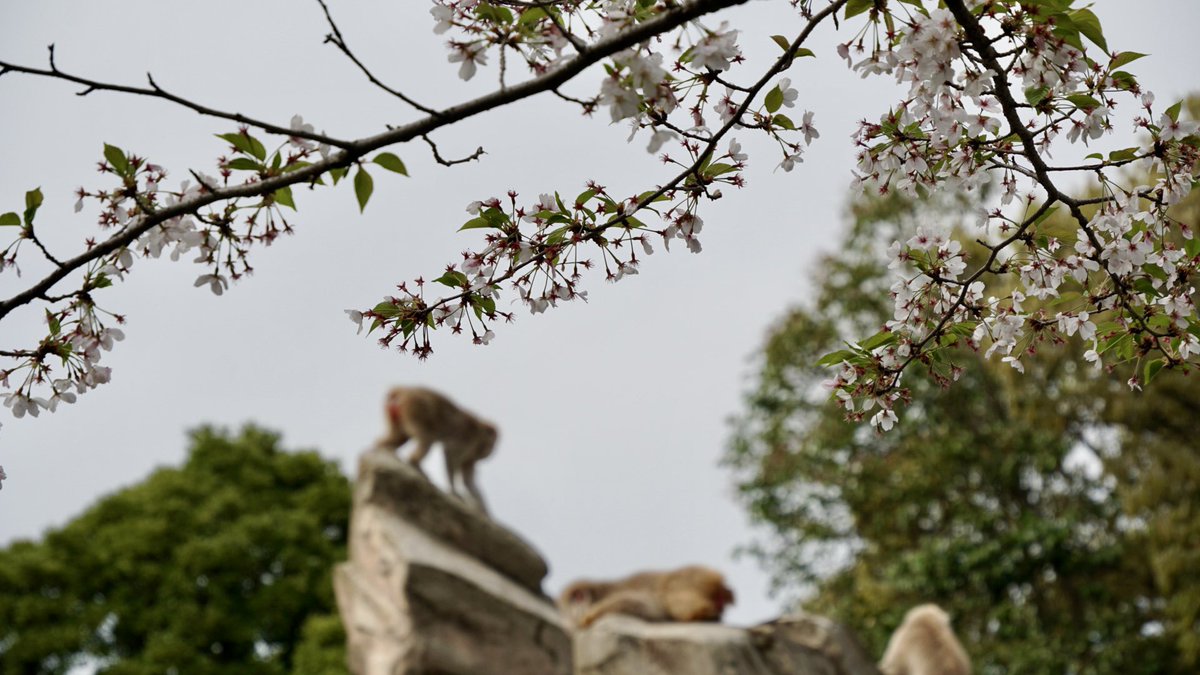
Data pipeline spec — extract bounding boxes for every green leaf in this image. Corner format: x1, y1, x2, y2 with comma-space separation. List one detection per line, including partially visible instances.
103, 144, 130, 177
1165, 101, 1183, 123
434, 271, 469, 287
216, 133, 255, 157
327, 166, 349, 186
372, 301, 404, 318
574, 189, 596, 207
24, 187, 44, 226
0, 212, 19, 227
373, 152, 408, 176
354, 168, 374, 213
771, 35, 791, 52
1110, 51, 1147, 69
247, 135, 267, 161
844, 0, 874, 19
1185, 235, 1200, 258
1108, 147, 1139, 162
46, 309, 61, 336
225, 157, 262, 172
773, 113, 795, 130
764, 86, 784, 113
1109, 70, 1138, 91
1144, 358, 1165, 385
481, 207, 510, 228
1069, 8, 1106, 51
705, 163, 737, 177
860, 330, 898, 351
459, 217, 498, 231
273, 186, 296, 210
1025, 87, 1051, 107
1066, 94, 1101, 110
791, 47, 815, 59
817, 349, 857, 367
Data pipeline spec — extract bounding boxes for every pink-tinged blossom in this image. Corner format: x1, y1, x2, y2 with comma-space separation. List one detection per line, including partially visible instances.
288, 115, 317, 150
345, 309, 365, 335
600, 77, 640, 122
194, 273, 229, 296
727, 139, 747, 162
1158, 112, 1200, 142
430, 4, 454, 34
799, 111, 819, 145
690, 28, 740, 72
778, 149, 804, 172
449, 42, 488, 81
870, 408, 898, 432
775, 78, 798, 108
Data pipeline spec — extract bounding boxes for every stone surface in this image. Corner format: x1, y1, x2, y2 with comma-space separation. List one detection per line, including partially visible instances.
336, 449, 572, 675
336, 448, 879, 675
573, 613, 880, 675
355, 448, 549, 593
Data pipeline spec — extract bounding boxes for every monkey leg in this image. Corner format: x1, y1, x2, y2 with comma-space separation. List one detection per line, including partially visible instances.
460, 462, 489, 515
579, 591, 669, 628
375, 428, 410, 452
406, 440, 432, 478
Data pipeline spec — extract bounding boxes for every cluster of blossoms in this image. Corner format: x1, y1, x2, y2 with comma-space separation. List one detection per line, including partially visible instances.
0, 117, 337, 424
2, 0, 1197, 443
822, 0, 1200, 429
346, 1, 839, 356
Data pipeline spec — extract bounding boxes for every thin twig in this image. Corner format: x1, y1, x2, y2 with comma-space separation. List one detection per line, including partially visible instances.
422, 135, 486, 166
315, 0, 440, 116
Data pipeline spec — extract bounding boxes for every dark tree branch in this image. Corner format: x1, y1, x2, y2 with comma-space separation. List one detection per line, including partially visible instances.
0, 45, 352, 149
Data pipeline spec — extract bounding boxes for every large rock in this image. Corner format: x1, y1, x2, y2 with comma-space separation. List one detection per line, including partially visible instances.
353, 448, 549, 592
335, 449, 572, 675
573, 613, 880, 675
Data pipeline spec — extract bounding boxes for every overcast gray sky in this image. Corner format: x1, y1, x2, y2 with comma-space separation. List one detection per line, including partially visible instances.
1, 1, 1197, 625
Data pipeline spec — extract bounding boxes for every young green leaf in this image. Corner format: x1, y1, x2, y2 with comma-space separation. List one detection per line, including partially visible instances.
1069, 8, 1106, 51
24, 187, 44, 226
1110, 51, 1147, 69
0, 212, 20, 227
103, 144, 130, 176
764, 86, 784, 113
273, 186, 296, 210
354, 168, 374, 213
373, 152, 409, 175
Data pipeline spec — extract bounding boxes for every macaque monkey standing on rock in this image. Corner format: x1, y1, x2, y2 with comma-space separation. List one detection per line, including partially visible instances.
879, 604, 971, 675
558, 565, 735, 629
376, 386, 498, 515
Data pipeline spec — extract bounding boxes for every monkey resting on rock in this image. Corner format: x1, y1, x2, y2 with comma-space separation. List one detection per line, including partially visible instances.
558, 565, 736, 629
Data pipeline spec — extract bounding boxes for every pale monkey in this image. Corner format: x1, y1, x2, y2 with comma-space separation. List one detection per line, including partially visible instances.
879, 604, 971, 675
558, 565, 736, 629
376, 386, 498, 514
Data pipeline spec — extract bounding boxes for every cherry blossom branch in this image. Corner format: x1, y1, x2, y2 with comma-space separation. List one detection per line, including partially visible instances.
0, 0, 750, 323
945, 0, 1154, 337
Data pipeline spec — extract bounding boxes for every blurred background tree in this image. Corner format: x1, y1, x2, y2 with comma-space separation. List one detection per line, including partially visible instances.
727, 110, 1200, 672
0, 426, 350, 674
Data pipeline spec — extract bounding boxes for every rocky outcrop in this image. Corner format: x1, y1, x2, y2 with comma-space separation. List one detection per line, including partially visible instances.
334, 449, 572, 675
574, 613, 880, 675
334, 448, 878, 675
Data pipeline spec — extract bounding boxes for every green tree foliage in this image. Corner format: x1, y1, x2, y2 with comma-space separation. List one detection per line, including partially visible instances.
727, 187, 1199, 673
0, 426, 350, 674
